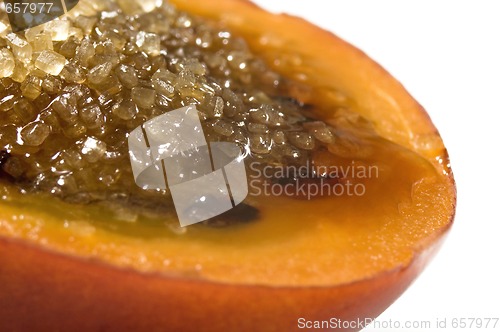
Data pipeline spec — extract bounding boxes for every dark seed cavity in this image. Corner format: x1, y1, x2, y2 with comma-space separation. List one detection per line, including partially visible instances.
202, 203, 260, 228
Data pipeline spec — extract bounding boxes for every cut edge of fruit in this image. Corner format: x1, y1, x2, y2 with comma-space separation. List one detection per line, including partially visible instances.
0, 214, 452, 290
0, 0, 456, 288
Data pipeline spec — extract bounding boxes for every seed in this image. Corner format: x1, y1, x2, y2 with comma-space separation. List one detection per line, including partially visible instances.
212, 119, 234, 136
135, 31, 161, 56
81, 137, 107, 163
13, 98, 36, 123
79, 104, 104, 128
303, 121, 335, 144
75, 38, 95, 67
182, 59, 206, 76
31, 33, 53, 52
248, 123, 269, 134
0, 49, 15, 78
0, 21, 9, 38
249, 133, 272, 154
59, 38, 79, 58
272, 130, 286, 144
24, 25, 45, 43
60, 62, 86, 84
20, 76, 42, 100
131, 87, 156, 109
11, 60, 29, 83
62, 149, 85, 169
116, 64, 139, 89
35, 50, 67, 76
88, 62, 113, 85
2, 156, 26, 178
112, 99, 139, 120
21, 121, 51, 146
222, 89, 244, 117
6, 33, 32, 63
154, 79, 175, 98
42, 76, 63, 95
63, 122, 87, 139
52, 95, 78, 124
211, 96, 225, 118
287, 132, 316, 150
75, 16, 98, 35
45, 20, 71, 41
249, 104, 285, 126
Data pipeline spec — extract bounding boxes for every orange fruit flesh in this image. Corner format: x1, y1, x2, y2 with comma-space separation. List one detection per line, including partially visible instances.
0, 0, 455, 290
0, 132, 451, 287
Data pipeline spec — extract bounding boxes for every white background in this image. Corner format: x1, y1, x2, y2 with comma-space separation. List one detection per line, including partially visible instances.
252, 1, 500, 330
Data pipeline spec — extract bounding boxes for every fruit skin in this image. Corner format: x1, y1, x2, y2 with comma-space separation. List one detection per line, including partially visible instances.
0, 231, 449, 332
0, 0, 456, 331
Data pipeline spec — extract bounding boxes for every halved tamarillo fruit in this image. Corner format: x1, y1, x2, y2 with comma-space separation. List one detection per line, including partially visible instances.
0, 0, 456, 331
